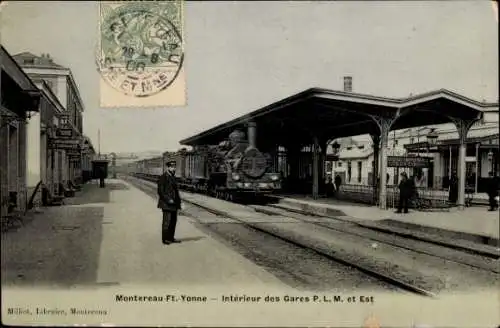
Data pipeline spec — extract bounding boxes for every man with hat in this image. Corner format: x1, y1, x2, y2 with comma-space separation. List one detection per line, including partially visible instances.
157, 159, 182, 244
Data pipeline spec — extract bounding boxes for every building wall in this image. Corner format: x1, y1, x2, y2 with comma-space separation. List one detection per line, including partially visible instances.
1, 119, 28, 213
56, 76, 67, 109
0, 116, 8, 216
26, 112, 41, 188
18, 120, 27, 211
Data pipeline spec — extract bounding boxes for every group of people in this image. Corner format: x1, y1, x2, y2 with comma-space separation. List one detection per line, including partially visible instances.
393, 171, 499, 213
325, 175, 342, 198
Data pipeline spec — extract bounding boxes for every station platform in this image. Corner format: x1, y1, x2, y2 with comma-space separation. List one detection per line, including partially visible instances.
270, 194, 499, 243
1, 179, 288, 289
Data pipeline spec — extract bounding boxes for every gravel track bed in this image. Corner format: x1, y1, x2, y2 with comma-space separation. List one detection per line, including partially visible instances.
251, 205, 500, 273
183, 206, 397, 293
124, 176, 396, 292
252, 221, 498, 294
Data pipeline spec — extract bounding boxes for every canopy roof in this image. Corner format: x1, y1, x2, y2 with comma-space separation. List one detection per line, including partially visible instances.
180, 88, 498, 147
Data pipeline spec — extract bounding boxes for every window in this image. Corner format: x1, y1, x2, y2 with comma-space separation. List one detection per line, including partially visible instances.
24, 58, 35, 65
394, 140, 398, 146
357, 161, 362, 183
337, 162, 342, 167
410, 137, 415, 144
343, 76, 352, 92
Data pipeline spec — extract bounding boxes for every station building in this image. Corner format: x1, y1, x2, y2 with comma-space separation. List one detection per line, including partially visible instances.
13, 52, 89, 202
0, 46, 40, 216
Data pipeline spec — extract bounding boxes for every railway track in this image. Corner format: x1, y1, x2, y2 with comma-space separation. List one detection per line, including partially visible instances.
247, 204, 500, 274
126, 174, 441, 298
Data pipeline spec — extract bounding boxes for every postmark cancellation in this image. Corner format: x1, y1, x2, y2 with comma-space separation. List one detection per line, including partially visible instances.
97, 1, 185, 108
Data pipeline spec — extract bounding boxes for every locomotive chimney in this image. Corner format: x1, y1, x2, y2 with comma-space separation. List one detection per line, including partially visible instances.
247, 121, 257, 148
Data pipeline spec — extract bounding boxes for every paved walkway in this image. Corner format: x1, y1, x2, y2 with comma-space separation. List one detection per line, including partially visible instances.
1, 179, 288, 289
275, 195, 499, 239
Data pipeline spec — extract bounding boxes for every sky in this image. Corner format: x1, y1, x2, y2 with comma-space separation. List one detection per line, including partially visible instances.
1, 1, 498, 154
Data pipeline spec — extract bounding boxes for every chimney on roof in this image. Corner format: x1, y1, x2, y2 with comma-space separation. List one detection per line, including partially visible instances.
343, 76, 352, 92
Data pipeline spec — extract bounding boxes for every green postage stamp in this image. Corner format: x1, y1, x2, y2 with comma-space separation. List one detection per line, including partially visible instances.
97, 1, 185, 107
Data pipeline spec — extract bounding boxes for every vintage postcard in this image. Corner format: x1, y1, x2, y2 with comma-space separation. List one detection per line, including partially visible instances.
1, 1, 499, 327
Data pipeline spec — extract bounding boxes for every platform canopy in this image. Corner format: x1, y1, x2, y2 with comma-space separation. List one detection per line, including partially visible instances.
180, 88, 498, 147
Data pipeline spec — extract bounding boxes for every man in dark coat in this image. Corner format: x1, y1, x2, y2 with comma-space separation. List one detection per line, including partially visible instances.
448, 172, 458, 204
397, 172, 415, 214
157, 160, 182, 244
486, 171, 499, 211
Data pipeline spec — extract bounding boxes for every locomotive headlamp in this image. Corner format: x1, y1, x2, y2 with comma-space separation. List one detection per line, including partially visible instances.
270, 174, 279, 181
231, 173, 241, 181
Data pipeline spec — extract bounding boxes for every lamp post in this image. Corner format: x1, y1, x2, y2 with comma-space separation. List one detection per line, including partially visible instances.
331, 140, 340, 162
426, 128, 439, 188
330, 140, 341, 187
426, 128, 439, 152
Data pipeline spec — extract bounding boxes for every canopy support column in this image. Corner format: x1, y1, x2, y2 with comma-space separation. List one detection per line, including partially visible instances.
452, 118, 477, 210
370, 116, 396, 210
312, 136, 319, 200
285, 143, 301, 193
370, 134, 380, 205
475, 143, 479, 194
318, 139, 328, 193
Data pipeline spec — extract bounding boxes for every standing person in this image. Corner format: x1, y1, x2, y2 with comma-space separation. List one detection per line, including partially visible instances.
157, 160, 182, 244
325, 177, 334, 197
397, 172, 413, 214
334, 174, 342, 196
448, 172, 458, 204
99, 166, 106, 188
486, 171, 499, 211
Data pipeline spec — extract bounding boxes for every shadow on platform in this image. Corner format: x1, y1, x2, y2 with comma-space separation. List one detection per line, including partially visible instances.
1, 206, 104, 288
175, 236, 205, 243
63, 180, 129, 206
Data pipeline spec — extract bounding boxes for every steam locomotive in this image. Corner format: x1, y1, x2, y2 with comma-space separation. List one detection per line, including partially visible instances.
133, 129, 282, 200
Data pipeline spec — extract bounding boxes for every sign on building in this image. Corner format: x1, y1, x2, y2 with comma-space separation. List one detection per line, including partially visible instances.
387, 156, 430, 168
48, 139, 80, 150
56, 128, 73, 138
